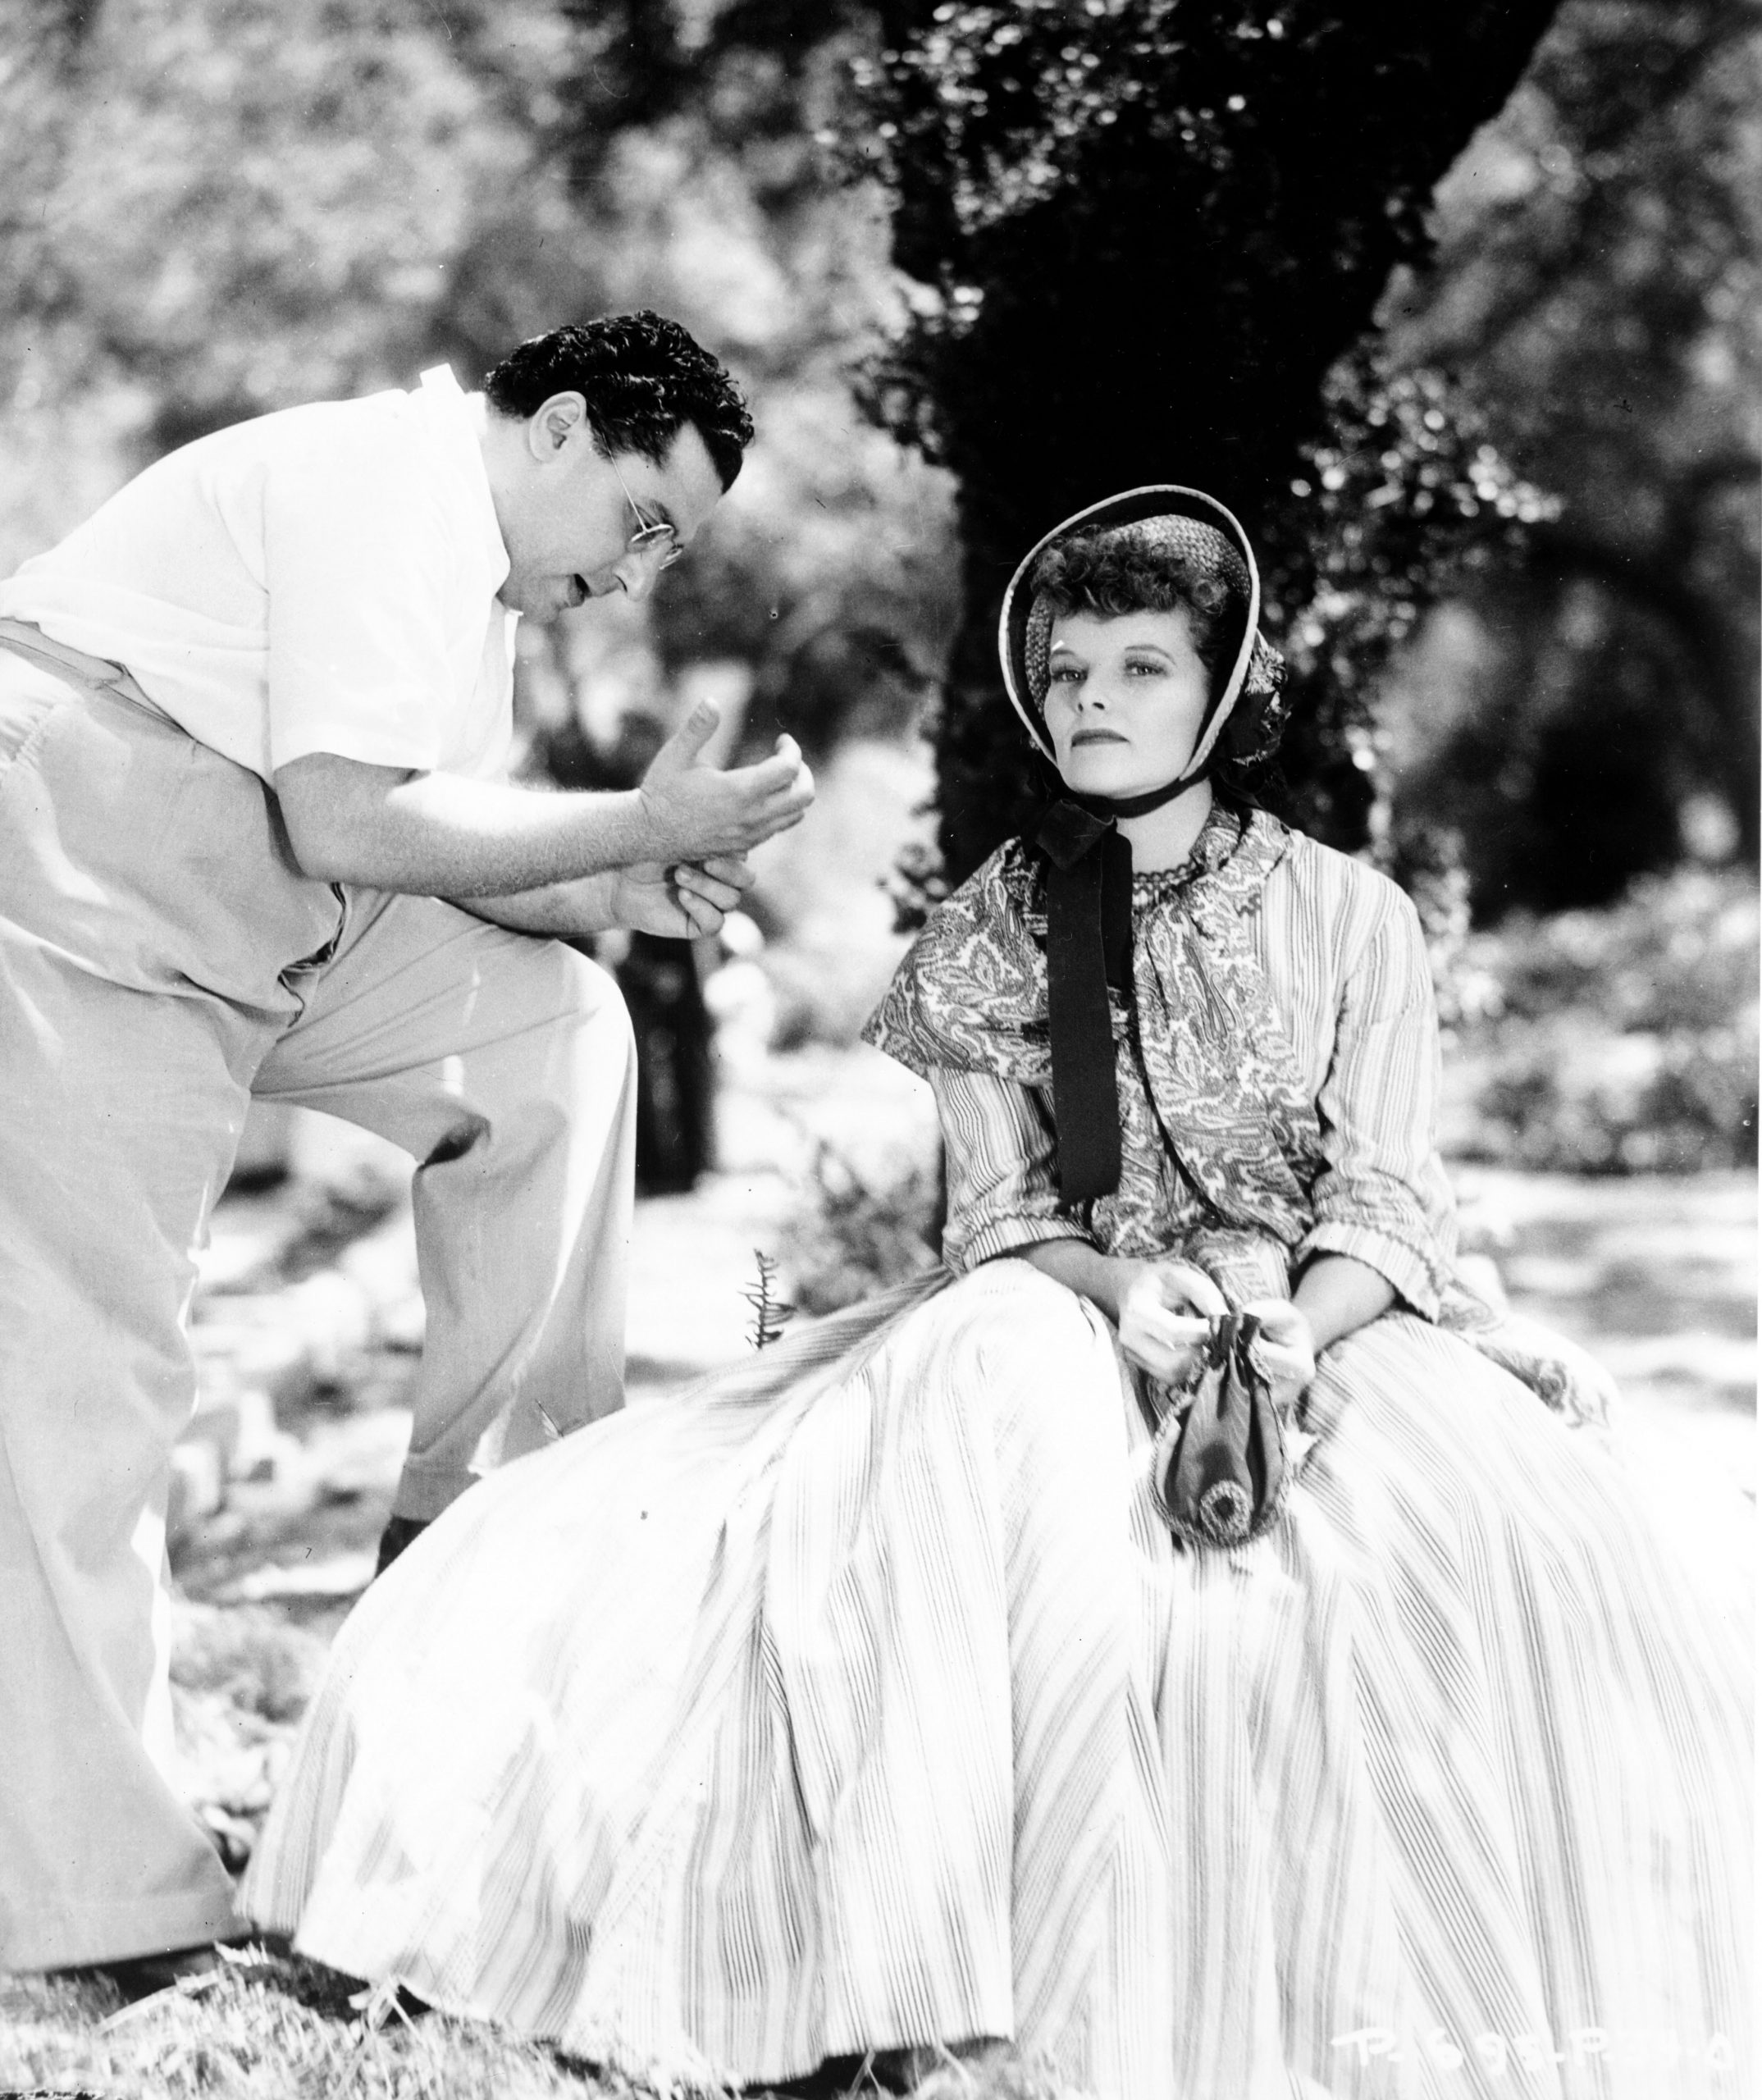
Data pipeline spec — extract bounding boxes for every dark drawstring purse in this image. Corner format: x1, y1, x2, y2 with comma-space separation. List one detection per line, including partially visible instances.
1147, 1312, 1290, 1549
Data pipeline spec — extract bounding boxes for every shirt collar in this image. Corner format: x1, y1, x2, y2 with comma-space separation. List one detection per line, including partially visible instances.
417, 366, 511, 601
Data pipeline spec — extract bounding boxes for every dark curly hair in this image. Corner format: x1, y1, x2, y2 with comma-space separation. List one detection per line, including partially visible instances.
1028, 532, 1240, 702
483, 312, 755, 491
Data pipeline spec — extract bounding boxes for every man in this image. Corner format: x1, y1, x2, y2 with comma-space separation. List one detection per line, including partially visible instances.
0, 312, 813, 1981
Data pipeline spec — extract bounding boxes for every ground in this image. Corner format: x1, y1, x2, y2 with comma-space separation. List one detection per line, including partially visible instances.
2, 1038, 1753, 2099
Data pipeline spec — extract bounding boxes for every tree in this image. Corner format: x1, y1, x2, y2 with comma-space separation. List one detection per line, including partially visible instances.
851, 0, 1570, 889
0, 0, 528, 456
1380, 0, 1760, 907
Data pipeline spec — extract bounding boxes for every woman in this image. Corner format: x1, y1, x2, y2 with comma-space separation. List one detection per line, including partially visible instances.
247, 490, 1750, 2099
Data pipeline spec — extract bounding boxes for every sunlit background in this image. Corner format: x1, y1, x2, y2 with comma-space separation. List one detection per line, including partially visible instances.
1, 0, 1753, 1179
0, 0, 1756, 1972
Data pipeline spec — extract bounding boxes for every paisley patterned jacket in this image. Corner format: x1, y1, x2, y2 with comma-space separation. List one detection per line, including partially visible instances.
865, 803, 1613, 1427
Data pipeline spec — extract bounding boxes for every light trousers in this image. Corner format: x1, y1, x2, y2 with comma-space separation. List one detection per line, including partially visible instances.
0, 647, 637, 1968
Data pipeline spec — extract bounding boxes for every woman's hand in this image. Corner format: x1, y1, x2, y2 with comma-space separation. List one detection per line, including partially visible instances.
1242, 1299, 1317, 1408
1117, 1260, 1229, 1386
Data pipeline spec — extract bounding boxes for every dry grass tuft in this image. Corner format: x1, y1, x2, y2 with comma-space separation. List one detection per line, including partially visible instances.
2, 1946, 637, 2098
171, 1599, 330, 1723
0, 1948, 1087, 2100
169, 1600, 333, 1870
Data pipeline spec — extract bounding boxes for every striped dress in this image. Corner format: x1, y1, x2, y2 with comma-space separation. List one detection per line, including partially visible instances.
246, 809, 1751, 2099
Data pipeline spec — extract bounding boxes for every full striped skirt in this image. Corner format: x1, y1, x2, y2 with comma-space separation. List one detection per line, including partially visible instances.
245, 1262, 1751, 2099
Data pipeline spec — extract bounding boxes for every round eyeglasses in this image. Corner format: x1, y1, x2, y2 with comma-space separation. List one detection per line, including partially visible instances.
611, 459, 683, 570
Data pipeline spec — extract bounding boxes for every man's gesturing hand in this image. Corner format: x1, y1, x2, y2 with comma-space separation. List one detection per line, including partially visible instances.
638, 701, 814, 861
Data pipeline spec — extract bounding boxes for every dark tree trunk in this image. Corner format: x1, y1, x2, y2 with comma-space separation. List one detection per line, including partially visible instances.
869, 2, 1567, 883
1527, 522, 1761, 864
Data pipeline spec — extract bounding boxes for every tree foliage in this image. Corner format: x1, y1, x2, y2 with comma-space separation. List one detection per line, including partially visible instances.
2, 0, 1742, 920
1381, 0, 1760, 906
0, 0, 960, 759
0, 0, 527, 453
851, 0, 1567, 889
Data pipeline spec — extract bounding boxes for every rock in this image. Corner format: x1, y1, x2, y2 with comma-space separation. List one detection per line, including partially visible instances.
191, 1309, 313, 1411
282, 1270, 375, 1382
178, 1395, 243, 1477
167, 1442, 224, 1550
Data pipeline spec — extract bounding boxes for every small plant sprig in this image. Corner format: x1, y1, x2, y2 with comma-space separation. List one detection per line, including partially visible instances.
742, 1250, 796, 1350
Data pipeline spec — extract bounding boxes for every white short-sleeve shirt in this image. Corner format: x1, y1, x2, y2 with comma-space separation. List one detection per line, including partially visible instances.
0, 368, 516, 783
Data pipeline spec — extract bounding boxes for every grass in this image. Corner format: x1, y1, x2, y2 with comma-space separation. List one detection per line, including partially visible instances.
170, 1601, 333, 1874
0, 1947, 618, 2099
0, 1947, 1076, 2100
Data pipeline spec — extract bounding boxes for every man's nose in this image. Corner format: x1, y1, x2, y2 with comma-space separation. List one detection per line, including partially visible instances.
613, 552, 660, 603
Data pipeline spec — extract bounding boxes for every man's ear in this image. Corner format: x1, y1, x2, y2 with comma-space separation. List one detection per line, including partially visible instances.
527, 390, 588, 463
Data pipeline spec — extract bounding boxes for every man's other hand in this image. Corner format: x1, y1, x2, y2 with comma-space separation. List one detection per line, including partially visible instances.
610, 856, 752, 939
637, 701, 814, 860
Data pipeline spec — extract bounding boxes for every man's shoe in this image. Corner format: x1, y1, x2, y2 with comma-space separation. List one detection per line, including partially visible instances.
374, 1513, 429, 1576
57, 1942, 226, 2006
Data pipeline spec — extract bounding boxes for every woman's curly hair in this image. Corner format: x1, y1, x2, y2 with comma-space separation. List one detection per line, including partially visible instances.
1028, 532, 1239, 702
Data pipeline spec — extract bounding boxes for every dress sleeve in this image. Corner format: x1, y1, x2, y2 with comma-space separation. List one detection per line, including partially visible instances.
930, 1067, 1093, 1275
1298, 885, 1457, 1317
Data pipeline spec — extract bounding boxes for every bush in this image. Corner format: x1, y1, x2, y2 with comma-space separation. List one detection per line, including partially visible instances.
778, 1139, 943, 1314
1451, 868, 1758, 1172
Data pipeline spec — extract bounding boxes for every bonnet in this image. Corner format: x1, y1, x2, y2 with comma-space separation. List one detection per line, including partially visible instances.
999, 483, 1284, 791
997, 486, 1286, 1204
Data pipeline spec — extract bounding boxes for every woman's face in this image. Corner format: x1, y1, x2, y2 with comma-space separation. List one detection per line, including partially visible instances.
1042, 607, 1211, 799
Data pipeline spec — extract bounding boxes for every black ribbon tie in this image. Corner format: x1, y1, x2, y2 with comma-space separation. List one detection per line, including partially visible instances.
1037, 798, 1135, 1203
